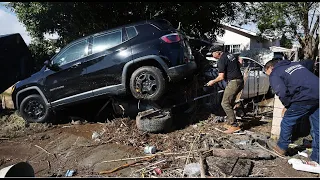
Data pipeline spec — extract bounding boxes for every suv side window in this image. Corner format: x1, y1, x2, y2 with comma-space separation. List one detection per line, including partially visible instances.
92, 30, 122, 54
52, 40, 88, 66
125, 26, 138, 39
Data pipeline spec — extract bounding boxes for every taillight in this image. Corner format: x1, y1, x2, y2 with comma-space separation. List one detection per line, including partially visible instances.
160, 33, 181, 43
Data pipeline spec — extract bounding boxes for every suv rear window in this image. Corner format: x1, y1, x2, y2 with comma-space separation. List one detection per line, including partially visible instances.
150, 20, 175, 31
125, 26, 138, 39
92, 30, 122, 54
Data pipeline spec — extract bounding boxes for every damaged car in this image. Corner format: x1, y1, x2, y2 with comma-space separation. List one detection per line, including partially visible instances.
11, 19, 196, 123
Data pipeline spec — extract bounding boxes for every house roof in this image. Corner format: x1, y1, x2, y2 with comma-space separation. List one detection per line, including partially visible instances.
221, 23, 276, 41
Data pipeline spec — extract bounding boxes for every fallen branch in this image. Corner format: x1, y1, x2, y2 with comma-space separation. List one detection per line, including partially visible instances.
253, 142, 287, 160
99, 156, 155, 174
199, 153, 206, 178
34, 145, 54, 157
0, 138, 9, 140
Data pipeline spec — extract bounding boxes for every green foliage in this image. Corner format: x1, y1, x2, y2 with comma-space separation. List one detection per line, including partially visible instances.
280, 35, 293, 49
6, 2, 240, 46
242, 2, 319, 59
28, 38, 57, 70
4, 2, 242, 68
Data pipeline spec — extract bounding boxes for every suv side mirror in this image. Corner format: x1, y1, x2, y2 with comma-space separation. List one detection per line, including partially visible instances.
44, 60, 60, 71
44, 60, 50, 67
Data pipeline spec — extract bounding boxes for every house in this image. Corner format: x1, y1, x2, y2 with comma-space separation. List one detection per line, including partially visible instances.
216, 23, 280, 53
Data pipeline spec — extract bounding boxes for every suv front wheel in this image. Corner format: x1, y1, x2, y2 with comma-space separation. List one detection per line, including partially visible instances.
130, 66, 166, 101
19, 94, 52, 123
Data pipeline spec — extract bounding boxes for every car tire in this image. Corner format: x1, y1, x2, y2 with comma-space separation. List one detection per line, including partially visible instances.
136, 109, 172, 133
19, 94, 52, 123
130, 66, 166, 101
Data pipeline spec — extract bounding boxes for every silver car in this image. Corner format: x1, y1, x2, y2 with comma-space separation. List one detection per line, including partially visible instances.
206, 48, 282, 99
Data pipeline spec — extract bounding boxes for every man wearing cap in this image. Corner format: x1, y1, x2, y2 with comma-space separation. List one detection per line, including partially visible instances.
264, 58, 319, 164
206, 45, 244, 134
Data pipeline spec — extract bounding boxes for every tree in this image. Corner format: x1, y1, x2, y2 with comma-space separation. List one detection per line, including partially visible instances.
4, 2, 243, 68
240, 2, 319, 60
280, 34, 293, 49
6, 2, 242, 46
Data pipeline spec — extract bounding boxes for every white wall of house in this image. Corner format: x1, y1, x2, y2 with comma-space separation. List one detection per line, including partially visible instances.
217, 29, 251, 53
217, 24, 281, 53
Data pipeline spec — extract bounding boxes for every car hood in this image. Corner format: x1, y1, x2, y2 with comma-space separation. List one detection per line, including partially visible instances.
239, 48, 274, 65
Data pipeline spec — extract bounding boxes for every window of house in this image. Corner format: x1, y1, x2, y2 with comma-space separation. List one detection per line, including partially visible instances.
52, 40, 88, 66
92, 30, 122, 54
225, 44, 241, 53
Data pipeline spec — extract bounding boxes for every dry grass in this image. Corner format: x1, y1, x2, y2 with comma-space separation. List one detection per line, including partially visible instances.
0, 111, 53, 138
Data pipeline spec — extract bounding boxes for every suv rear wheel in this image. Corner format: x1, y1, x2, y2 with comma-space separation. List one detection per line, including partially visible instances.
130, 66, 166, 101
19, 94, 52, 123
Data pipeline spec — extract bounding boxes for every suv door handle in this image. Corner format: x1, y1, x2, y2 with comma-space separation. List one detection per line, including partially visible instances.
71, 62, 81, 68
115, 47, 127, 52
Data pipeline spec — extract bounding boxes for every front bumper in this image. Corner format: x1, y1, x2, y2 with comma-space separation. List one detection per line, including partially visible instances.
167, 61, 197, 82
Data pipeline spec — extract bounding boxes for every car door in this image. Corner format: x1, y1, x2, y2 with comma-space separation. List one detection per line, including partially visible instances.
84, 27, 134, 96
43, 38, 91, 105
240, 58, 270, 99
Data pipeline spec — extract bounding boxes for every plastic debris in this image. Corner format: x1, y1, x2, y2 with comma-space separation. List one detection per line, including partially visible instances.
144, 146, 156, 154
288, 143, 298, 148
288, 158, 320, 174
65, 170, 76, 177
298, 151, 308, 158
183, 163, 201, 177
153, 168, 162, 175
92, 131, 100, 140
236, 140, 249, 146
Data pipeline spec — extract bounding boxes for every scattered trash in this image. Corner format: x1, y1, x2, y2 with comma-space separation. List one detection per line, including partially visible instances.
153, 168, 162, 175
236, 140, 250, 146
303, 139, 312, 148
91, 131, 100, 141
183, 163, 201, 177
192, 124, 198, 128
213, 116, 225, 123
298, 151, 308, 158
288, 143, 298, 148
91, 128, 106, 142
144, 145, 156, 154
288, 158, 320, 174
233, 131, 246, 135
65, 169, 76, 177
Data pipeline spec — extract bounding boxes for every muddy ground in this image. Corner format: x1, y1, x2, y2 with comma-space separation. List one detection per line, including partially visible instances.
0, 99, 318, 178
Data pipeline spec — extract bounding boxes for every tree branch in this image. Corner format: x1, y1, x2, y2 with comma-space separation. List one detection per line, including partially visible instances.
310, 16, 319, 37
283, 12, 305, 47
309, 8, 316, 30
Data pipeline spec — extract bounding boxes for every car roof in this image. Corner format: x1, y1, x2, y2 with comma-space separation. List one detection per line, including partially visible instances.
68, 19, 172, 44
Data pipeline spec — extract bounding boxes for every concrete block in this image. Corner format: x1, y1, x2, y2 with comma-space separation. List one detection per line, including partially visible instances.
271, 125, 281, 136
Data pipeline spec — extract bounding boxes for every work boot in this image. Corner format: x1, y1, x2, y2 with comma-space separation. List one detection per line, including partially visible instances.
266, 140, 286, 156
223, 126, 241, 134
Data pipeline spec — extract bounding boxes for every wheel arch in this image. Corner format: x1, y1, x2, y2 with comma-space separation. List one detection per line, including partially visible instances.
16, 86, 49, 110
122, 55, 169, 90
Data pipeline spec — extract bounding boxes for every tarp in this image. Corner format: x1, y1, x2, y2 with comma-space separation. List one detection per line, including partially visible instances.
0, 33, 35, 93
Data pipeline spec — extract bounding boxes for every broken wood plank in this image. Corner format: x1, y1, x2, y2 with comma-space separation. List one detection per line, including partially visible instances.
231, 159, 253, 177
199, 153, 207, 178
207, 148, 274, 160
